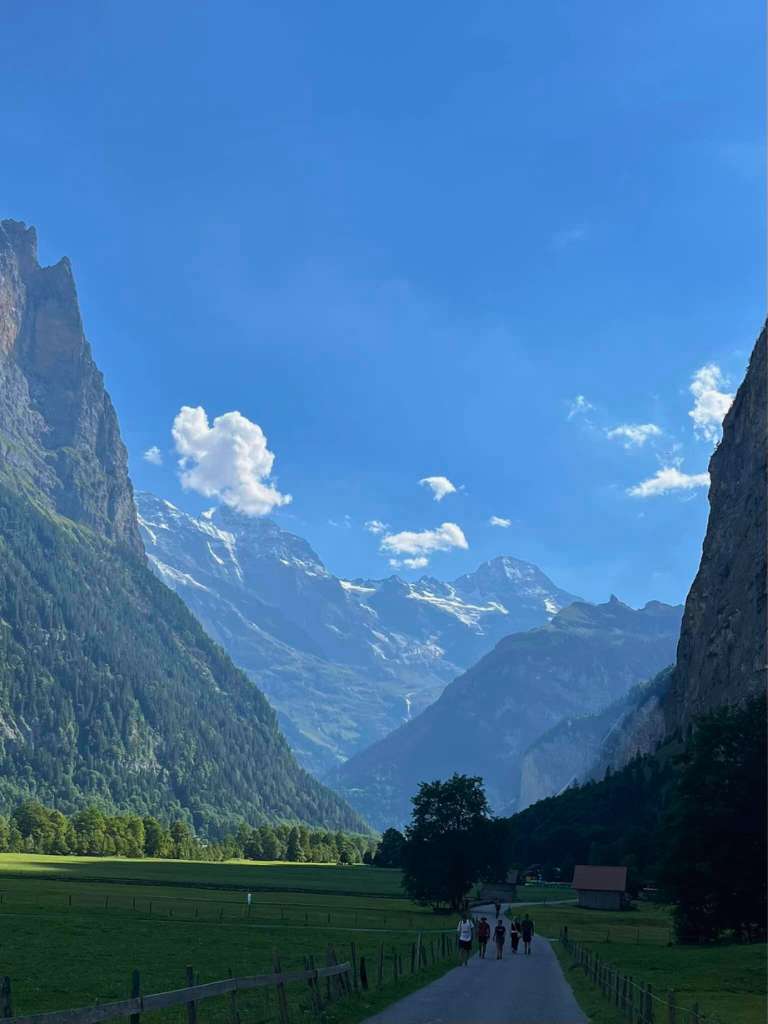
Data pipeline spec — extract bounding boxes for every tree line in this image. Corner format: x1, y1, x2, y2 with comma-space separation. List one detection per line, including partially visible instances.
392, 695, 766, 943
0, 801, 378, 864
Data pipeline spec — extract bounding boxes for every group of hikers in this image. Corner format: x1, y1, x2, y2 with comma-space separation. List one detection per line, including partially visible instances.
456, 903, 534, 966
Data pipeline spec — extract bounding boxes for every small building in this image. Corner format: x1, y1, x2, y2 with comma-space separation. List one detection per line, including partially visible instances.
571, 865, 628, 910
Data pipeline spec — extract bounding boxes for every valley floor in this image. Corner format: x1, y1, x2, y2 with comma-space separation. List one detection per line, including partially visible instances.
0, 855, 454, 1024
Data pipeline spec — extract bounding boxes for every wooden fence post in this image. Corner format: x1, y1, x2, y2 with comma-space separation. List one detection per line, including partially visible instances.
359, 956, 369, 991
350, 942, 359, 991
689, 1002, 700, 1024
410, 943, 416, 975
377, 943, 384, 988
129, 969, 141, 1024
185, 966, 197, 1024
272, 950, 289, 1024
0, 977, 12, 1019
667, 990, 676, 1024
227, 968, 240, 1024
303, 957, 321, 1023
647, 983, 654, 1023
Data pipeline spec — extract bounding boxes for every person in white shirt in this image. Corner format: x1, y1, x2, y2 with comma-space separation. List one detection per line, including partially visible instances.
456, 913, 475, 966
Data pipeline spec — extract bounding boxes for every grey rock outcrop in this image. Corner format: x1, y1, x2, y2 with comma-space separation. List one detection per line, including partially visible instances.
663, 328, 767, 732
0, 219, 142, 555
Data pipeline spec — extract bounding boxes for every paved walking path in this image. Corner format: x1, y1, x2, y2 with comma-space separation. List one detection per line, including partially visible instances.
362, 903, 586, 1024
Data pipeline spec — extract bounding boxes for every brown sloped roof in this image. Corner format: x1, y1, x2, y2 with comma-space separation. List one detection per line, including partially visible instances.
571, 865, 628, 892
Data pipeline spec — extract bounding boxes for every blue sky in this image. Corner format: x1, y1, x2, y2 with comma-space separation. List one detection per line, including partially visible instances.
1, 1, 763, 605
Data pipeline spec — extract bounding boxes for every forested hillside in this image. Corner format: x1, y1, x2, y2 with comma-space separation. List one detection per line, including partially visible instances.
0, 220, 365, 837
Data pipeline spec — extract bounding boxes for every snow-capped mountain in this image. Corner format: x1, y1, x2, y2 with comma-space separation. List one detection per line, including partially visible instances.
136, 493, 581, 774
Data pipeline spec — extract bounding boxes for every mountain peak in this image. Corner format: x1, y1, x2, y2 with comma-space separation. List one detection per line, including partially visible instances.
0, 220, 142, 555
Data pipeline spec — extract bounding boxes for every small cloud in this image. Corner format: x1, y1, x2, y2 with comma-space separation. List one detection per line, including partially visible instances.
688, 364, 734, 442
143, 446, 163, 466
364, 519, 389, 535
329, 515, 352, 529
628, 466, 710, 498
551, 226, 588, 250
567, 395, 594, 420
419, 476, 458, 501
606, 423, 662, 449
172, 406, 291, 516
489, 516, 512, 528
201, 507, 216, 520
380, 522, 468, 568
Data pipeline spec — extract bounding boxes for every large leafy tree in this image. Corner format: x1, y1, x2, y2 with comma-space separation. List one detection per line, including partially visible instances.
402, 774, 490, 910
374, 827, 406, 868
660, 695, 767, 943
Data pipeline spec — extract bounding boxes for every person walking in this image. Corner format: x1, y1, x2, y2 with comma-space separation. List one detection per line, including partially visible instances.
456, 912, 474, 967
509, 918, 520, 954
494, 899, 502, 919
477, 916, 491, 958
493, 918, 506, 960
521, 913, 535, 955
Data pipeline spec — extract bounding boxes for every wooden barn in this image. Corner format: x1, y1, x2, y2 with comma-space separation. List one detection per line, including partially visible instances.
571, 865, 628, 910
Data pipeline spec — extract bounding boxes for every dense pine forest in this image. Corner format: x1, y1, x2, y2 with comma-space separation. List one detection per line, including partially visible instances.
0, 482, 365, 836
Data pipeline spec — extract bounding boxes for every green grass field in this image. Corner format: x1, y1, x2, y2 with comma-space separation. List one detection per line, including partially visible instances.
530, 903, 767, 1024
0, 855, 458, 1024
0, 854, 406, 896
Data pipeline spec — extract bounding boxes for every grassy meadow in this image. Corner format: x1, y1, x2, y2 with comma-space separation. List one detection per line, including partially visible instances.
0, 854, 457, 1024
530, 903, 766, 1024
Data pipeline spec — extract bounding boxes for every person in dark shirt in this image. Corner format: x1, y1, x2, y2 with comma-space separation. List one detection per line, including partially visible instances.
521, 913, 534, 955
493, 919, 506, 960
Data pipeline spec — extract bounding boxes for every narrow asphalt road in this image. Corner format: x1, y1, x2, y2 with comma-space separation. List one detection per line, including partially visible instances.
361, 904, 586, 1024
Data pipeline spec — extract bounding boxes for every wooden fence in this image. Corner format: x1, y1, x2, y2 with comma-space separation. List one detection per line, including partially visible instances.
0, 890, 428, 930
0, 932, 459, 1024
559, 929, 719, 1024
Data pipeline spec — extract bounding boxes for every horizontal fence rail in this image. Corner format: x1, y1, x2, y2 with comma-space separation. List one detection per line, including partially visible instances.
1, 963, 351, 1024
0, 930, 462, 1024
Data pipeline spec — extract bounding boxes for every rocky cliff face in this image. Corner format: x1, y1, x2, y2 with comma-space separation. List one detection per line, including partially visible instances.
0, 221, 365, 835
662, 329, 767, 732
0, 220, 141, 555
590, 329, 767, 776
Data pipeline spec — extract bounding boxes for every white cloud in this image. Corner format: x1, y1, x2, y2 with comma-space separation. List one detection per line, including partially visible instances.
172, 406, 292, 516
419, 476, 458, 501
328, 515, 352, 529
403, 556, 429, 569
364, 519, 389, 535
606, 423, 662, 448
567, 395, 594, 420
688, 364, 734, 442
143, 446, 163, 466
628, 466, 710, 498
489, 516, 512, 528
380, 522, 468, 566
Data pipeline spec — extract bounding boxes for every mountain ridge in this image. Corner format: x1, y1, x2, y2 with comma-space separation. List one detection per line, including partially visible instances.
329, 595, 683, 828
136, 491, 582, 774
0, 219, 364, 835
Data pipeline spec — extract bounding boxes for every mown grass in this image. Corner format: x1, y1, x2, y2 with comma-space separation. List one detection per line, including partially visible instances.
0, 854, 405, 897
0, 856, 458, 1024
533, 903, 766, 1024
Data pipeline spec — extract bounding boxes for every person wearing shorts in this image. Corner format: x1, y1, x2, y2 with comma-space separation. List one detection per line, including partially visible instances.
493, 919, 506, 960
456, 913, 474, 966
